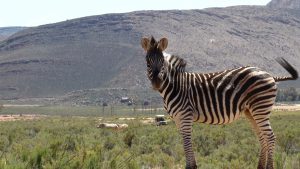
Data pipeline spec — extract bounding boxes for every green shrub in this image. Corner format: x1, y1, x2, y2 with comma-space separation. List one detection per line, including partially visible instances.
0, 111, 298, 168
123, 132, 135, 148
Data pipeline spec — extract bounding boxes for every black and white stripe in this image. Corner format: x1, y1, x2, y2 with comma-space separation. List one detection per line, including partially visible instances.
141, 37, 298, 169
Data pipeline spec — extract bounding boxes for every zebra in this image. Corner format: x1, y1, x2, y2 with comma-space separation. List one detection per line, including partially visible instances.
141, 36, 298, 169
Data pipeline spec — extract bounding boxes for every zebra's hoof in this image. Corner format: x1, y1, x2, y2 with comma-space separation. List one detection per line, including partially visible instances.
257, 164, 265, 169
185, 165, 197, 169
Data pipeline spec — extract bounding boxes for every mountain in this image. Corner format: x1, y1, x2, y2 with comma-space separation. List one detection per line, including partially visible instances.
267, 0, 300, 9
0, 6, 300, 103
0, 27, 26, 41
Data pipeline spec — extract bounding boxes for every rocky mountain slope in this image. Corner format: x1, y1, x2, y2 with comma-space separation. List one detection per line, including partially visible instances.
0, 27, 26, 41
0, 5, 299, 102
267, 0, 300, 9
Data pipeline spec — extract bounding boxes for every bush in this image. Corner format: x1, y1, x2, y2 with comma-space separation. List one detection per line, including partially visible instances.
0, 112, 299, 168
104, 138, 115, 150
123, 131, 135, 147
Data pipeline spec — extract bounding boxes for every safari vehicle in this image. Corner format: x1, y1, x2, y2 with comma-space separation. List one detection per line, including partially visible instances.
155, 115, 167, 126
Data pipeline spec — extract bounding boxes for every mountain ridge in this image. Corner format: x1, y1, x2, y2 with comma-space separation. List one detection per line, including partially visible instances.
268, 0, 300, 9
0, 27, 26, 41
0, 6, 299, 102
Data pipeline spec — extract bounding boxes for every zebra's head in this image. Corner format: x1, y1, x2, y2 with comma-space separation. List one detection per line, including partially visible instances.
141, 36, 168, 90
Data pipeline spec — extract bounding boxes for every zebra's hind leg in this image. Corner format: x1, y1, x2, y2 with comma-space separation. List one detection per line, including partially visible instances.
266, 129, 276, 169
244, 110, 268, 169
256, 114, 276, 169
247, 109, 276, 169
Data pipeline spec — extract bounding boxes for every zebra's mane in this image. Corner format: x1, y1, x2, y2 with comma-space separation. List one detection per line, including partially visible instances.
163, 52, 187, 73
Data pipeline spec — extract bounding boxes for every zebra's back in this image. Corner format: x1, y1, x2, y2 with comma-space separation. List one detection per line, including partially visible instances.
189, 66, 277, 124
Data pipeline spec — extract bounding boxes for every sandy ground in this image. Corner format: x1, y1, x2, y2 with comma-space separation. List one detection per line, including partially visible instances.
0, 114, 46, 122
273, 104, 300, 111
3, 104, 40, 107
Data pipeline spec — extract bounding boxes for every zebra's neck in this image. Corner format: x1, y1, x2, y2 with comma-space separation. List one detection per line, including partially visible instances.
163, 52, 187, 73
158, 53, 188, 99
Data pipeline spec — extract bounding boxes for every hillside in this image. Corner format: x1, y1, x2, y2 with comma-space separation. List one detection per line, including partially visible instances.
267, 0, 300, 9
0, 6, 300, 103
0, 27, 26, 41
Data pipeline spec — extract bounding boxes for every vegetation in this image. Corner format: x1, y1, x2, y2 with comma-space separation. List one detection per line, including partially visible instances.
276, 87, 300, 102
0, 108, 299, 169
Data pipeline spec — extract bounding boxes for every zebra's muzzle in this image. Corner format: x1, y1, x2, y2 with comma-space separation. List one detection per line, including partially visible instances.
151, 77, 162, 90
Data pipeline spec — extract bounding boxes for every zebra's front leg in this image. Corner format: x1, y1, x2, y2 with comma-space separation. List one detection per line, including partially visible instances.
174, 115, 197, 169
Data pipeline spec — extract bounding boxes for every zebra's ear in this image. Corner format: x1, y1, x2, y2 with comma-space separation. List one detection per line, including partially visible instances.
158, 38, 168, 51
141, 37, 150, 51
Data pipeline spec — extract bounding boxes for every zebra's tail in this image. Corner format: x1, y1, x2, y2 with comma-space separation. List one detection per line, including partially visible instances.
274, 57, 298, 82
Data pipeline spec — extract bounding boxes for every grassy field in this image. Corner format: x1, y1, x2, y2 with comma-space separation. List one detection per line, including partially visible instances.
0, 107, 299, 169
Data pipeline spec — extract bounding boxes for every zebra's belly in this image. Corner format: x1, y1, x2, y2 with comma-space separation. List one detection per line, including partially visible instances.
193, 108, 243, 125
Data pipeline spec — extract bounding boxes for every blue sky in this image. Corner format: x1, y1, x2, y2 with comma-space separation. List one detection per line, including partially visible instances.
1, 0, 271, 27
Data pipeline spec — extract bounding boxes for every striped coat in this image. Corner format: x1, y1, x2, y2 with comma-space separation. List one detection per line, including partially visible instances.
141, 37, 298, 169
